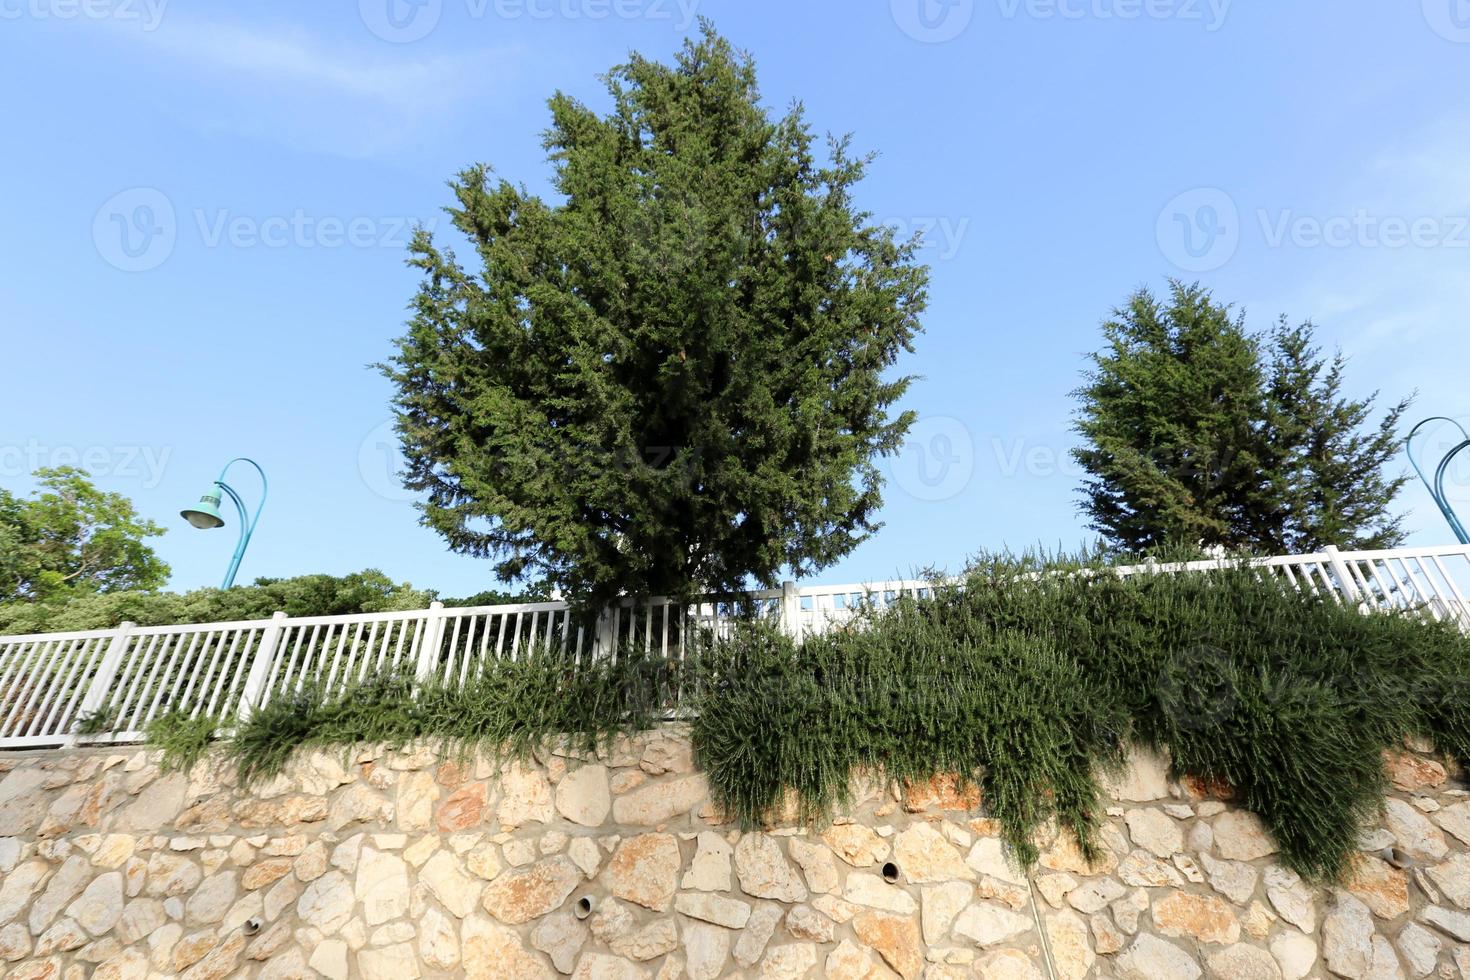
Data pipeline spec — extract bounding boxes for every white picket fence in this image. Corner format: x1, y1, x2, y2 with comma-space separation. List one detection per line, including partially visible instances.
1, 544, 1468, 750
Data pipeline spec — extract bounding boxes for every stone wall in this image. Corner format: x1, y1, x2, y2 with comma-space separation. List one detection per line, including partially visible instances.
0, 730, 1466, 979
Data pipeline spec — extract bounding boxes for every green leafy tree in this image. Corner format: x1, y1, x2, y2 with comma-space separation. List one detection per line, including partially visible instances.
0, 467, 169, 602
383, 25, 927, 607
1072, 283, 1409, 555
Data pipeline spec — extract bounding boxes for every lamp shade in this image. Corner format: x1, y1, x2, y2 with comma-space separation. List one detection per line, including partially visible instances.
181, 487, 226, 529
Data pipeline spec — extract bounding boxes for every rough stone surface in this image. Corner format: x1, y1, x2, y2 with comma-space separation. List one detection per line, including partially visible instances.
1426, 851, 1470, 909
482, 856, 582, 924
1102, 746, 1172, 802
786, 836, 838, 895
419, 849, 481, 918
1436, 801, 1470, 846
920, 881, 973, 944
1046, 909, 1095, 980
734, 832, 807, 903
1116, 933, 1203, 980
498, 762, 554, 831
1346, 852, 1411, 919
463, 914, 554, 980
1384, 752, 1446, 793
1199, 852, 1258, 905
1205, 942, 1281, 980
65, 871, 123, 935
892, 823, 971, 883
1264, 865, 1317, 933
605, 835, 681, 911
531, 910, 589, 973
1385, 797, 1448, 861
853, 911, 922, 979
609, 775, 706, 827
0, 735, 1465, 980
1269, 932, 1317, 980
1323, 891, 1379, 977
953, 903, 1031, 946
556, 766, 612, 828
977, 948, 1047, 979
679, 832, 732, 892
822, 824, 888, 867
682, 922, 729, 980
1419, 904, 1470, 942
1213, 811, 1278, 862
1395, 921, 1440, 977
1152, 891, 1242, 945
1127, 808, 1185, 858
672, 891, 751, 929
844, 872, 918, 914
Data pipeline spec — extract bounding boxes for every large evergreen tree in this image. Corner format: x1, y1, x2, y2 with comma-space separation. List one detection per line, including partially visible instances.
1072, 282, 1409, 555
383, 25, 927, 607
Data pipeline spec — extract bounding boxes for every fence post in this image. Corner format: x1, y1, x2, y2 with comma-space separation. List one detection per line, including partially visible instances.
415, 602, 447, 682
68, 621, 135, 746
780, 581, 801, 639
594, 607, 616, 660
235, 612, 288, 723
1323, 546, 1362, 605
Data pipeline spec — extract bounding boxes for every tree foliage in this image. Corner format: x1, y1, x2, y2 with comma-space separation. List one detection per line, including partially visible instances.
0, 569, 435, 634
0, 467, 168, 603
382, 24, 927, 608
1072, 282, 1410, 555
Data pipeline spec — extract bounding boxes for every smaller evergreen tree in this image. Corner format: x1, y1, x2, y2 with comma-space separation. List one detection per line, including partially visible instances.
1072, 282, 1410, 555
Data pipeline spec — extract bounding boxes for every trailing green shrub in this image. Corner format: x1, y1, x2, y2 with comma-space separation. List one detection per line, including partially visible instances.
227, 647, 674, 787
689, 556, 1470, 881
145, 710, 220, 774
691, 617, 1125, 868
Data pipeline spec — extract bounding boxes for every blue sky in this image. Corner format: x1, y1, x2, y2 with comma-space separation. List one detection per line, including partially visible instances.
2, 0, 1469, 596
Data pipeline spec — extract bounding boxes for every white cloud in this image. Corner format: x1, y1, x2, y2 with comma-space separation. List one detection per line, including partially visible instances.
93, 16, 522, 156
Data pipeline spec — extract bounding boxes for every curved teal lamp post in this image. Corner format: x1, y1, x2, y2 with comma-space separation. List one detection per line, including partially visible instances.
180, 458, 268, 589
1407, 418, 1470, 545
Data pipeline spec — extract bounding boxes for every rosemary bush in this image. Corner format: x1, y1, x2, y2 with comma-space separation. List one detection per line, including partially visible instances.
691, 618, 1123, 867
227, 647, 673, 786
144, 710, 220, 774
691, 557, 1470, 880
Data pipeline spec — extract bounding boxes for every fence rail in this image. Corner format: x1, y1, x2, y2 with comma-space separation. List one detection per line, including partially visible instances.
2, 543, 1468, 750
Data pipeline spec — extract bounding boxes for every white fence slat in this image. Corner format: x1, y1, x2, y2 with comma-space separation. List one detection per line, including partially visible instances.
0, 639, 48, 739
66, 623, 135, 745
32, 637, 96, 738
415, 602, 446, 682
237, 612, 288, 720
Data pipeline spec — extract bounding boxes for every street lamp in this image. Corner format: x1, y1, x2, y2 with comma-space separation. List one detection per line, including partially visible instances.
180, 458, 268, 589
